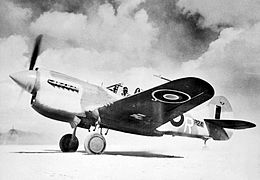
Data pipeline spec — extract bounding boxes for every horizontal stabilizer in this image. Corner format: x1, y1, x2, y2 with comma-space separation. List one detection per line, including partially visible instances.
204, 119, 256, 129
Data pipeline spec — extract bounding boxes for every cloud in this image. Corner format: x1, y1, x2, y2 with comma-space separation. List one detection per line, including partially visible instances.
0, 35, 28, 77
142, 0, 219, 61
0, 0, 32, 36
30, 11, 87, 43
177, 0, 260, 29
30, 5, 157, 53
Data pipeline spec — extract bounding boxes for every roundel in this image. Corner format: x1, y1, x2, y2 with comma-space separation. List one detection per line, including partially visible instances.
170, 115, 184, 127
152, 89, 191, 104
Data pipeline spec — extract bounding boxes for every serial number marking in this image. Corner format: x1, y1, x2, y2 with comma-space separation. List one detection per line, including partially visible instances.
194, 119, 204, 127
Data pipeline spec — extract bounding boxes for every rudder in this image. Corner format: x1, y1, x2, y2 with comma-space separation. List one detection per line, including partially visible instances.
208, 96, 233, 119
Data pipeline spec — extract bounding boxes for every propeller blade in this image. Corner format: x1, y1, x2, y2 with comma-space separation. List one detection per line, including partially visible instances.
29, 34, 43, 70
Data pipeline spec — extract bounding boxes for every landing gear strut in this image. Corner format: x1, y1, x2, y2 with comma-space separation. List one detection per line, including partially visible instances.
204, 138, 209, 145
59, 127, 79, 152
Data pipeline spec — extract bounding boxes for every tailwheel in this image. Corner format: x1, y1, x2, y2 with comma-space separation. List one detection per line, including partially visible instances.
59, 134, 79, 152
84, 133, 106, 154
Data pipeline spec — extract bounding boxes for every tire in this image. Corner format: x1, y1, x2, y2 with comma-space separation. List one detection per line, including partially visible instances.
59, 134, 79, 152
84, 133, 106, 154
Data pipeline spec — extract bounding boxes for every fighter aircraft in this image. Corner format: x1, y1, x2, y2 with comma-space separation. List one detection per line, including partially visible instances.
9, 35, 255, 154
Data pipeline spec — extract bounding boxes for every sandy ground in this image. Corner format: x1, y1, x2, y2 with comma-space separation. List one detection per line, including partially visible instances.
0, 131, 259, 180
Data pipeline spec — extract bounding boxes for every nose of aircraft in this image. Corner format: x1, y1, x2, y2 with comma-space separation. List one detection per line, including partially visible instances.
9, 70, 37, 94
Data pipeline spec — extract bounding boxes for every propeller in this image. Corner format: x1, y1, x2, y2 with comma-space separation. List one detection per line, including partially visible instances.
10, 35, 43, 104
29, 34, 43, 70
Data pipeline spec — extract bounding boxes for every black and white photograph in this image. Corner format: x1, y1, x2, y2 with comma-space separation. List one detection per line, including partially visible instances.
0, 0, 259, 179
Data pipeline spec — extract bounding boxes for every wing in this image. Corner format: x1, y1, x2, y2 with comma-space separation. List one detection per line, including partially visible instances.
98, 77, 214, 136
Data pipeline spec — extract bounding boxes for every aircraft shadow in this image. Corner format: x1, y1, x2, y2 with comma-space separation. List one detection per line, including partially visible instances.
12, 150, 183, 158
102, 151, 183, 158
11, 149, 62, 154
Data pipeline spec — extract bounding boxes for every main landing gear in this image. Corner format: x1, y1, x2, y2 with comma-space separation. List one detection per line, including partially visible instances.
59, 126, 107, 154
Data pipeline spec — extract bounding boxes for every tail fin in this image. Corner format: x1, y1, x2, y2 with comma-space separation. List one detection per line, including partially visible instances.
205, 96, 256, 141
208, 96, 233, 119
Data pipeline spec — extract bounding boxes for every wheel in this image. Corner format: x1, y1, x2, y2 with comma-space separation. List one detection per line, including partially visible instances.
59, 134, 79, 152
84, 133, 106, 154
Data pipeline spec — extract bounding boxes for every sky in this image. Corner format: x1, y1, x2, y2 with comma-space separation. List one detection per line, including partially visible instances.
0, 0, 259, 138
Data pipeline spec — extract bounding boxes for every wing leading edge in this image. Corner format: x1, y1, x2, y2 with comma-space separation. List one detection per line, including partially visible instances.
98, 77, 215, 136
